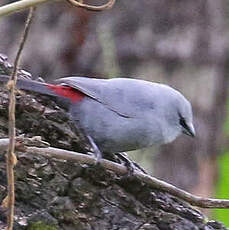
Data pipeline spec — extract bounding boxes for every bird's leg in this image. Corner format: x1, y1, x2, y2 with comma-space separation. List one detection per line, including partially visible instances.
86, 135, 103, 163
85, 134, 147, 175
116, 152, 148, 175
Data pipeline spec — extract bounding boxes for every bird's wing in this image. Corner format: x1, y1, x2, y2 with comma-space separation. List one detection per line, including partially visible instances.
56, 76, 106, 102
56, 77, 155, 118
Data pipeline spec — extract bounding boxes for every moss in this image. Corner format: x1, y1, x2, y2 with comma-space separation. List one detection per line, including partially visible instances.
28, 221, 58, 230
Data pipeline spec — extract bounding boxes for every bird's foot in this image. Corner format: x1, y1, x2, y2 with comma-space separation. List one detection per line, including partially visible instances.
116, 152, 148, 176
116, 152, 135, 177
131, 161, 147, 174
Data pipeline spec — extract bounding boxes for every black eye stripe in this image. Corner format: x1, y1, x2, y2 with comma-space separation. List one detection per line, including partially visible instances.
180, 117, 186, 127
179, 115, 189, 130
178, 113, 195, 137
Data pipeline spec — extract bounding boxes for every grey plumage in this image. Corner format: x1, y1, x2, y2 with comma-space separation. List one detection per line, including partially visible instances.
0, 75, 195, 154
57, 77, 195, 153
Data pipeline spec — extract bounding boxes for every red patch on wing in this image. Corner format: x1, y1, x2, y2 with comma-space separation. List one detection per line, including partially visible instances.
46, 84, 85, 102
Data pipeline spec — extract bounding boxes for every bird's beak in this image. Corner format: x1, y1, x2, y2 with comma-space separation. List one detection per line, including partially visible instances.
183, 122, 195, 137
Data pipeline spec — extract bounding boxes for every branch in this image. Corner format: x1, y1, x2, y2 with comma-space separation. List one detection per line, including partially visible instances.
6, 8, 35, 230
25, 146, 229, 209
66, 0, 115, 11
1, 137, 228, 209
0, 0, 49, 17
0, 136, 50, 154
0, 0, 116, 17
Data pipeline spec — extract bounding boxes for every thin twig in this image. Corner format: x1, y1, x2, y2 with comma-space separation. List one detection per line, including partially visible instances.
10, 8, 36, 82
66, 0, 115, 11
6, 7, 35, 230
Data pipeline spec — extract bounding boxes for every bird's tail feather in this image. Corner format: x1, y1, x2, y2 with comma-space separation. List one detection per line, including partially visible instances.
0, 75, 57, 97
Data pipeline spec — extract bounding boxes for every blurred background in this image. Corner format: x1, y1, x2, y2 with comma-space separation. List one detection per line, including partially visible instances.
0, 0, 229, 225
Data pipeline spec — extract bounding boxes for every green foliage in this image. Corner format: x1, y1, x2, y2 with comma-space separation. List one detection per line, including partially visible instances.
28, 221, 58, 230
214, 152, 229, 227
214, 99, 229, 227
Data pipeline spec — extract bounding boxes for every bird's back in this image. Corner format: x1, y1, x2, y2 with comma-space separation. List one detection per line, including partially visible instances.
59, 77, 180, 118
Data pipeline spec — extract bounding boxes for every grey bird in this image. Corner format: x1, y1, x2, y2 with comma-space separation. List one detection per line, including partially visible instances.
0, 75, 195, 159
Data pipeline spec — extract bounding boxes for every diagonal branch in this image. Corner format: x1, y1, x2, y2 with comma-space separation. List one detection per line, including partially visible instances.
20, 145, 229, 209
1, 136, 229, 209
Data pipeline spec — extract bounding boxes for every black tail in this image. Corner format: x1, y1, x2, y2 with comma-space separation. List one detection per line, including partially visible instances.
0, 75, 57, 97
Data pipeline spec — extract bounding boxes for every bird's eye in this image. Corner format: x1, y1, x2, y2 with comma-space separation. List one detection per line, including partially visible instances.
179, 114, 188, 129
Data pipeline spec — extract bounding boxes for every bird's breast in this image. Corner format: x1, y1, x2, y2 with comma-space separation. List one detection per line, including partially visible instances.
70, 98, 164, 153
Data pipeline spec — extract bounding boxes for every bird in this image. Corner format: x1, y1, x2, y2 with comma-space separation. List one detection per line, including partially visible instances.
0, 75, 195, 161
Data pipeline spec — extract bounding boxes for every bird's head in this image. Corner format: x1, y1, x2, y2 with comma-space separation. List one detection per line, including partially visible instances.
177, 99, 195, 138
158, 85, 195, 143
